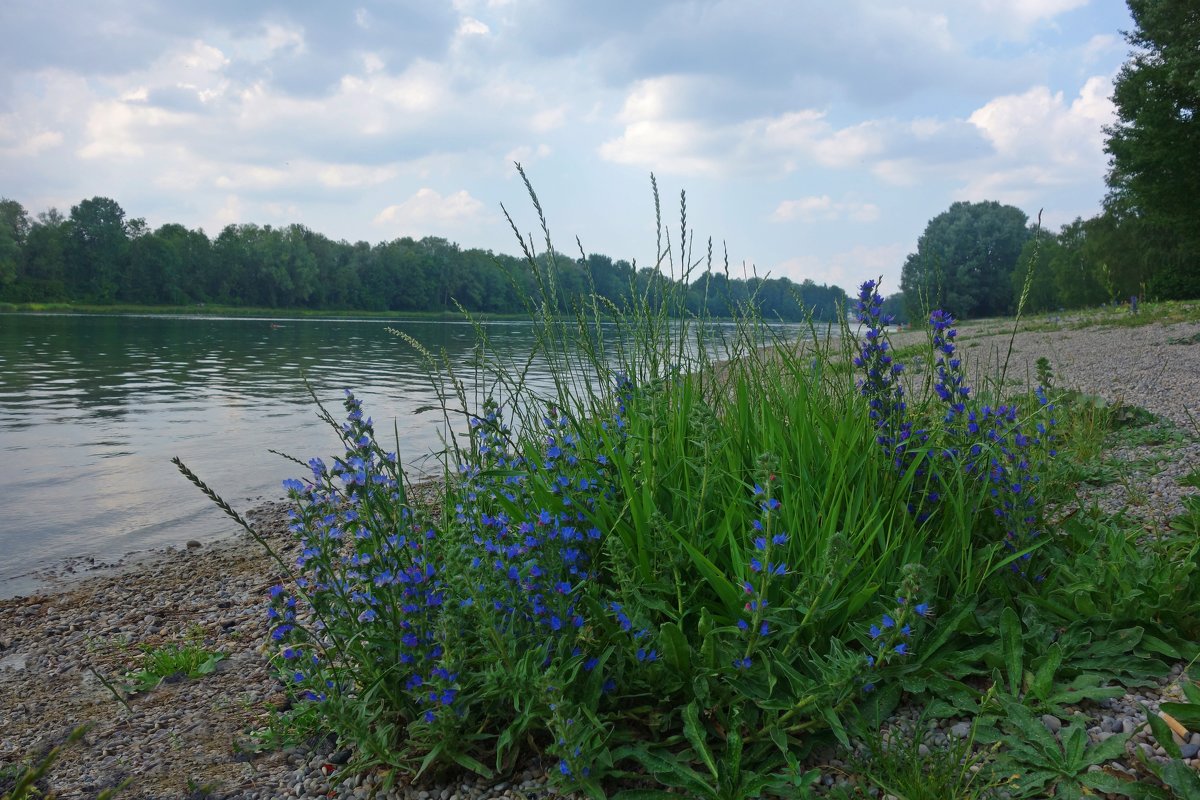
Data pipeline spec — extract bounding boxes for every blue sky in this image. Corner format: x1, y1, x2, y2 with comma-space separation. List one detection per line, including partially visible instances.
0, 1, 1133, 293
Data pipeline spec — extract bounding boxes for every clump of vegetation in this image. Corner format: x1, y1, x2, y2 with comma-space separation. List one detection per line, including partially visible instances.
175, 174, 1200, 798
124, 640, 225, 693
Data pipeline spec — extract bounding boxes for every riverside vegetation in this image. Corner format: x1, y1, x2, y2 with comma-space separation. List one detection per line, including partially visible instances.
173, 176, 1197, 799
6, 177, 1200, 799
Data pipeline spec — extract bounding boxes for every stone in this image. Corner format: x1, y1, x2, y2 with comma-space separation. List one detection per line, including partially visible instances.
1041, 714, 1062, 735
186, 540, 202, 549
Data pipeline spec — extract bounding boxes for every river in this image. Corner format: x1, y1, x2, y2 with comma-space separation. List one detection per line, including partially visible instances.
0, 313, 577, 597
0, 312, 825, 597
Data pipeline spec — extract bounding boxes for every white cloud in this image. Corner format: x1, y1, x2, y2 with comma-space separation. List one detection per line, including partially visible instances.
374, 188, 487, 232
774, 242, 909, 289
213, 165, 290, 190
504, 143, 551, 166
974, 0, 1092, 38
599, 119, 724, 175
457, 16, 490, 37
232, 24, 306, 62
771, 196, 880, 223
0, 124, 64, 158
1081, 34, 1121, 65
212, 194, 243, 230
531, 107, 567, 132
78, 101, 182, 159
316, 163, 399, 189
968, 75, 1114, 172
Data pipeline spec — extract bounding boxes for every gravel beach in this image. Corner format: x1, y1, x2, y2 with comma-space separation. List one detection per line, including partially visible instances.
3, 314, 1199, 799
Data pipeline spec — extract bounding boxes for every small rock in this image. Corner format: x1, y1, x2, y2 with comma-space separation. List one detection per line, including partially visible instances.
1041, 714, 1062, 735
186, 540, 202, 549
1181, 743, 1200, 759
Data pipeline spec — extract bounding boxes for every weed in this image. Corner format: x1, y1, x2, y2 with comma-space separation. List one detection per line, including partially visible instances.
125, 642, 224, 693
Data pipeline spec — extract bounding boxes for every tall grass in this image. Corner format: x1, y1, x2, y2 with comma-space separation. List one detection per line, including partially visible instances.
173, 172, 1199, 798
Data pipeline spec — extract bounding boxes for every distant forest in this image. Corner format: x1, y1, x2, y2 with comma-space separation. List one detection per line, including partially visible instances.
0, 196, 849, 322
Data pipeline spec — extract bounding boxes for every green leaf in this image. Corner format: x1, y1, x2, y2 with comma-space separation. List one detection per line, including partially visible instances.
1000, 606, 1023, 697
1056, 780, 1083, 800
1087, 731, 1132, 765
1145, 706, 1183, 759
1061, 724, 1087, 770
611, 792, 682, 800
659, 622, 691, 675
855, 681, 901, 731
449, 750, 493, 778
820, 703, 850, 749
682, 701, 718, 781
1029, 643, 1062, 703
1182, 674, 1200, 706
1160, 759, 1200, 800
614, 745, 712, 797
999, 697, 1060, 759
196, 653, 224, 675
1080, 770, 1171, 800
1140, 633, 1182, 659
673, 537, 741, 613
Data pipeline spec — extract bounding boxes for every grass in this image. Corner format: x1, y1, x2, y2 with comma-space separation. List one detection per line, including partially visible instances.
124, 641, 225, 693
162, 174, 1200, 799
831, 715, 1007, 799
1015, 299, 1200, 333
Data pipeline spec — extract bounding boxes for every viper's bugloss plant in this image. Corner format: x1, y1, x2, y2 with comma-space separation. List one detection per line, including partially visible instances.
266, 390, 462, 772
853, 280, 1057, 580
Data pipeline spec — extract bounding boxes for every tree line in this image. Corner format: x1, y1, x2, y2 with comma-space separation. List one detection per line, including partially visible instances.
0, 194, 848, 322
897, 1, 1199, 321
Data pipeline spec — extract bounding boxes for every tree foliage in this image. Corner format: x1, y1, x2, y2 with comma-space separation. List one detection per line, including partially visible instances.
1104, 0, 1200, 297
900, 200, 1031, 320
0, 195, 847, 321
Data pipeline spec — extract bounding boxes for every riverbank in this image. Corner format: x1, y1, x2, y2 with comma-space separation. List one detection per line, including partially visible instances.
3, 313, 1200, 799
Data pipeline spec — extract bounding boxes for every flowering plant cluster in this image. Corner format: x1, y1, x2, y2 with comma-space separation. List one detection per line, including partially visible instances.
265, 391, 460, 769
855, 280, 1057, 577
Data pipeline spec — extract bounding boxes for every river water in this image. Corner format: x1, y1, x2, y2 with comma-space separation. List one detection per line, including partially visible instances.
0, 313, 581, 597
0, 312, 821, 597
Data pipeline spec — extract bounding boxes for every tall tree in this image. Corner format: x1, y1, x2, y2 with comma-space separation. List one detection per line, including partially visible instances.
67, 197, 129, 303
0, 199, 28, 288
1104, 0, 1200, 297
900, 200, 1031, 320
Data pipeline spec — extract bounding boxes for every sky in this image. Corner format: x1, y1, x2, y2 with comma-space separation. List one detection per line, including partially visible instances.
0, 0, 1135, 294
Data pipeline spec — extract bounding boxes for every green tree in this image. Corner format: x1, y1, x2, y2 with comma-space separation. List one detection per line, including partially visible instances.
66, 197, 130, 303
0, 198, 28, 289
16, 209, 69, 301
1011, 232, 1061, 314
1104, 0, 1200, 297
900, 200, 1031, 320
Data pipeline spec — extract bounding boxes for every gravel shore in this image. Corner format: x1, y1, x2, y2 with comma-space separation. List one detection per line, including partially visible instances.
3, 314, 1199, 799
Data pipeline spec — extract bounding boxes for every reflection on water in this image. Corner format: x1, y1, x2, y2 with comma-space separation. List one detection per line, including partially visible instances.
0, 313, 812, 597
0, 313, 566, 597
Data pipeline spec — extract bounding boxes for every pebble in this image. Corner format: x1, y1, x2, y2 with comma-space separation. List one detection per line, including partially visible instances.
949, 721, 972, 739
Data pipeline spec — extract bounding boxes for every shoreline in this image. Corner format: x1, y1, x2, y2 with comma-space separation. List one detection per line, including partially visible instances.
4, 315, 1200, 798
